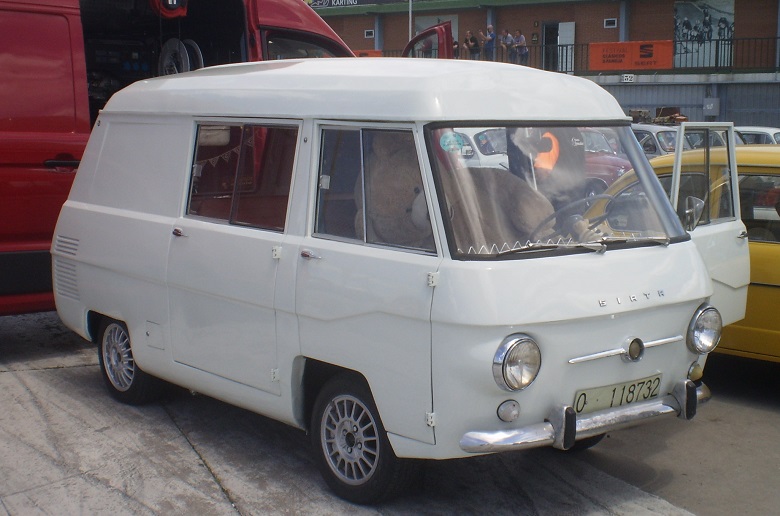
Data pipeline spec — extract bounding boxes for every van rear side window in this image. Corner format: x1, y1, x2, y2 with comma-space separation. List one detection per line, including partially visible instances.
187, 123, 298, 231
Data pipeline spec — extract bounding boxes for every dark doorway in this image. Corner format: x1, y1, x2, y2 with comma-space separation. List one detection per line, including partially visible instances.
542, 23, 559, 71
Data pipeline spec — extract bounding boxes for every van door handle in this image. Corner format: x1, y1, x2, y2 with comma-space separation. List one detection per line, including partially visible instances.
172, 228, 187, 237
737, 230, 748, 239
44, 159, 80, 171
300, 249, 320, 260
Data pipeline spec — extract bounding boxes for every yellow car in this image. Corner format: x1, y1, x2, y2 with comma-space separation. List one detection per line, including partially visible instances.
650, 145, 780, 362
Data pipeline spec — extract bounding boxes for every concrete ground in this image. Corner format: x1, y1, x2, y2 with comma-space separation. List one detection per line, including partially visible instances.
578, 351, 780, 516
2, 311, 778, 515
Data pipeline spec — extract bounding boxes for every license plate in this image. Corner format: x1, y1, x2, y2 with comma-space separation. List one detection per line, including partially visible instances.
573, 374, 662, 415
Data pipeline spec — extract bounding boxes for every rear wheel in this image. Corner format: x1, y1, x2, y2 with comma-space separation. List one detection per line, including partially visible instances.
98, 319, 160, 405
310, 374, 419, 504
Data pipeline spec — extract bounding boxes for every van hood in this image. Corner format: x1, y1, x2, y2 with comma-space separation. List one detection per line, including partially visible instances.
431, 241, 710, 326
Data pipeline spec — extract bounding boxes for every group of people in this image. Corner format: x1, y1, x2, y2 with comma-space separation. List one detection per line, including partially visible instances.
459, 25, 529, 64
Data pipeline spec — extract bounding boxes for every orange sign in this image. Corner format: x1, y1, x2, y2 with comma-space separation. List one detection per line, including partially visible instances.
589, 41, 673, 71
355, 49, 382, 57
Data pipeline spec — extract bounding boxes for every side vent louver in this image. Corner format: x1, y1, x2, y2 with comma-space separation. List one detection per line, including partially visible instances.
53, 235, 79, 300
54, 235, 79, 256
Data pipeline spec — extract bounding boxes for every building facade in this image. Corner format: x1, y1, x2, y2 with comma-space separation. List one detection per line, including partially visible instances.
312, 0, 780, 125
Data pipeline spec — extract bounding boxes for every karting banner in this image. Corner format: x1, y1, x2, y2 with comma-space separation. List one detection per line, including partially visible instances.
588, 41, 674, 71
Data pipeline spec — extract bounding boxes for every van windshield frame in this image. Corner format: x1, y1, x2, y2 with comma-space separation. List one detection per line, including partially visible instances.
425, 122, 688, 260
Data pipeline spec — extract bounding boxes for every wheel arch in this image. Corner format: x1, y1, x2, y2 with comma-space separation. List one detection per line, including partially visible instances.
301, 358, 370, 431
86, 310, 108, 344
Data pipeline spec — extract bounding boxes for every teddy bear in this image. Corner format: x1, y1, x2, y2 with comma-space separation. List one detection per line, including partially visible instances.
354, 131, 435, 250
437, 164, 556, 254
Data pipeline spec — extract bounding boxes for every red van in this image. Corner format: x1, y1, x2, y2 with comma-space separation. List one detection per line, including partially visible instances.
0, 0, 353, 315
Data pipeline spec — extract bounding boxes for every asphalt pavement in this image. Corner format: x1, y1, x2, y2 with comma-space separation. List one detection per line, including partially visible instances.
2, 311, 778, 515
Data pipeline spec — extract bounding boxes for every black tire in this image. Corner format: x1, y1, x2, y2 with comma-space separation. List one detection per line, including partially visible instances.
310, 374, 419, 504
97, 319, 160, 405
566, 433, 606, 452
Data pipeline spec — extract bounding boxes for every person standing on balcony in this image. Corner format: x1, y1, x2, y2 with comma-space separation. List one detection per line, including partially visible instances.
464, 30, 480, 60
479, 25, 495, 60
501, 29, 516, 62
514, 29, 529, 66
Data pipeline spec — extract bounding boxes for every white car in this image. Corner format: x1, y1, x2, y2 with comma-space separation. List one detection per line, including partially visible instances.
736, 126, 780, 145
51, 59, 748, 504
453, 127, 510, 169
632, 123, 688, 158
633, 122, 743, 159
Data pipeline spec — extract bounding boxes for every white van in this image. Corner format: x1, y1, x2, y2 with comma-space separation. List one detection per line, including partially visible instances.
52, 59, 749, 504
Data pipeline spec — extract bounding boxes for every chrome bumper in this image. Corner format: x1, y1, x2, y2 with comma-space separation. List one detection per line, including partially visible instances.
460, 380, 709, 453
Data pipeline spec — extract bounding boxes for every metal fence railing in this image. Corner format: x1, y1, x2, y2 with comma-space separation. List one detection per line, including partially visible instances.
382, 37, 780, 75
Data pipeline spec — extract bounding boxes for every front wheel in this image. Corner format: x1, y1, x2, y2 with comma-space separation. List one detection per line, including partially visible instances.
566, 433, 606, 452
310, 374, 419, 504
98, 319, 160, 405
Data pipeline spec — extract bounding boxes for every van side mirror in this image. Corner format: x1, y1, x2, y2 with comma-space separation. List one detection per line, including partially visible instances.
683, 196, 705, 231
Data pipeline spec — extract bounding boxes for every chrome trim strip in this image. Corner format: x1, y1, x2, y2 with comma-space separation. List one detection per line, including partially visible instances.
460, 380, 708, 453
568, 347, 624, 364
644, 335, 684, 348
568, 335, 683, 364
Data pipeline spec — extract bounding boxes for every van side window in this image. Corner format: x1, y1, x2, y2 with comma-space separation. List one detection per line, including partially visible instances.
187, 123, 297, 231
659, 167, 734, 225
315, 129, 362, 239
315, 128, 435, 252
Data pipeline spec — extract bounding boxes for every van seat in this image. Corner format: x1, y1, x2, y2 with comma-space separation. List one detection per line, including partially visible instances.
234, 194, 289, 231
190, 196, 231, 220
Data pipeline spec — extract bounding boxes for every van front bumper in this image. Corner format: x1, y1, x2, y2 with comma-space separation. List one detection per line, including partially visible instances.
460, 379, 708, 453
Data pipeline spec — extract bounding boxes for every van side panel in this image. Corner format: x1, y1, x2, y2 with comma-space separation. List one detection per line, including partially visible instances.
0, 1, 89, 314
53, 116, 192, 372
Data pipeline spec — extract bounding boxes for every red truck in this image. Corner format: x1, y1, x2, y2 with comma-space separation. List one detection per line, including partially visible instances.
0, 0, 354, 315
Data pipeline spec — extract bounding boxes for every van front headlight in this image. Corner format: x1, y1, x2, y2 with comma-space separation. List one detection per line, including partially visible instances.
687, 304, 722, 354
493, 334, 541, 391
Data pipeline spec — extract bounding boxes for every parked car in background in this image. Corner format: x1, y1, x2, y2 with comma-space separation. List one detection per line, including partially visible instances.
453, 127, 511, 169
632, 123, 689, 158
0, 0, 354, 316
736, 126, 780, 145
632, 123, 745, 160
580, 127, 631, 196
453, 127, 630, 196
593, 127, 629, 160
650, 145, 780, 363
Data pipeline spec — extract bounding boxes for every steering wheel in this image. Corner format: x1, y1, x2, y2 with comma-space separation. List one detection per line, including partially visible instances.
529, 194, 614, 242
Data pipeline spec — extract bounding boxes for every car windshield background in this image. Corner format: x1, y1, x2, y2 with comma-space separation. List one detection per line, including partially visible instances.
740, 174, 780, 242
655, 131, 737, 227
266, 32, 344, 59
427, 124, 684, 259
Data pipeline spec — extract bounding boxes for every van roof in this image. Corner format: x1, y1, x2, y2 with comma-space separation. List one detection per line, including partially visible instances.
103, 58, 629, 123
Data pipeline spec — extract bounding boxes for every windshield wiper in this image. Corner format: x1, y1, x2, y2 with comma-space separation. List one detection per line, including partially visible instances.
496, 235, 670, 257
596, 236, 671, 247
497, 241, 606, 256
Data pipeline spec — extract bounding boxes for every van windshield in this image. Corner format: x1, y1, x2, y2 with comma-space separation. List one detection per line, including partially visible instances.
427, 125, 686, 259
